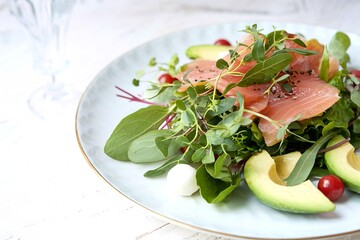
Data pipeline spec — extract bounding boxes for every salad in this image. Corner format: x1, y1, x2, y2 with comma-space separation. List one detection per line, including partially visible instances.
104, 24, 360, 213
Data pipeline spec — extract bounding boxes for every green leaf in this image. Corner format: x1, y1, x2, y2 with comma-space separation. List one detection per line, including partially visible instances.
322, 121, 348, 136
175, 99, 186, 110
229, 49, 240, 62
285, 131, 338, 186
104, 105, 170, 160
192, 148, 206, 162
238, 53, 293, 87
349, 74, 360, 84
169, 54, 179, 67
243, 52, 253, 62
216, 59, 229, 69
206, 129, 224, 145
353, 117, 360, 133
292, 38, 307, 48
252, 38, 265, 62
214, 153, 229, 177
325, 98, 355, 124
128, 129, 180, 163
144, 157, 185, 177
222, 82, 237, 95
175, 135, 190, 147
250, 122, 263, 141
266, 30, 286, 50
205, 98, 236, 119
319, 46, 329, 82
186, 86, 197, 100
329, 32, 351, 69
276, 126, 287, 141
211, 175, 241, 203
181, 108, 196, 127
202, 148, 215, 164
328, 71, 345, 91
308, 167, 329, 179
216, 111, 243, 137
350, 90, 360, 108
155, 136, 172, 157
205, 163, 232, 182
148, 57, 157, 67
132, 78, 140, 86
277, 48, 318, 56
196, 165, 241, 203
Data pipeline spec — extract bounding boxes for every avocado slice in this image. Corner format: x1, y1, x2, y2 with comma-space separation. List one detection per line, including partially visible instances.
185, 44, 233, 61
324, 135, 360, 193
244, 151, 335, 213
273, 151, 302, 180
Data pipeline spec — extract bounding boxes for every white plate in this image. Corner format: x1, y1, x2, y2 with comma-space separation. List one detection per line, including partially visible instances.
76, 21, 360, 240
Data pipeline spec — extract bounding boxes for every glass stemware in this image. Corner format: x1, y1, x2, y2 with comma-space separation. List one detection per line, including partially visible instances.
8, 0, 77, 119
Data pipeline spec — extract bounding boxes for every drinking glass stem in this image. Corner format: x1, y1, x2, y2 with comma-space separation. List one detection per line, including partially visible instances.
46, 74, 67, 101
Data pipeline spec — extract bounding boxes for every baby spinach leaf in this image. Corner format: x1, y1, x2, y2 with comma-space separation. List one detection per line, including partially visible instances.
329, 32, 351, 69
104, 105, 170, 160
155, 136, 173, 157
211, 175, 241, 203
205, 162, 232, 182
286, 131, 338, 186
214, 153, 230, 177
238, 53, 293, 87
196, 165, 241, 203
128, 129, 180, 163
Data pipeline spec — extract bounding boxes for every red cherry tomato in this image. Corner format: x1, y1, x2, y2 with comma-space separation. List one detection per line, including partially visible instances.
350, 69, 360, 79
214, 38, 232, 46
158, 73, 177, 84
317, 175, 345, 202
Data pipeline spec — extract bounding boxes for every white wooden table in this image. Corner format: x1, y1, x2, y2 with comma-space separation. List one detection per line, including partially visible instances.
1, 0, 359, 239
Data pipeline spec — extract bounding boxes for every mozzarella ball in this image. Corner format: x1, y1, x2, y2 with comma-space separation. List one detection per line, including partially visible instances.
166, 164, 199, 196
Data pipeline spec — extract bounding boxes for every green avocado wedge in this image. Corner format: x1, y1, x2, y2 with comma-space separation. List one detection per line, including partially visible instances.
185, 44, 233, 61
273, 151, 302, 180
324, 135, 360, 193
244, 151, 335, 213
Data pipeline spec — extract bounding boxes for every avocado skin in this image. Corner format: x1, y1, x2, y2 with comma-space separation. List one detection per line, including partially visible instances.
186, 44, 232, 60
325, 135, 360, 194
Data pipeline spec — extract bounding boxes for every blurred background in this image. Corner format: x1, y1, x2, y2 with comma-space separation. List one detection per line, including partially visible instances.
1, 0, 359, 239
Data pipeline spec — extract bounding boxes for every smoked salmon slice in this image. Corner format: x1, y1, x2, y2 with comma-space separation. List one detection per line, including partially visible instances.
176, 34, 255, 92
258, 73, 340, 146
177, 34, 270, 112
177, 60, 221, 92
176, 32, 341, 147
285, 39, 339, 80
